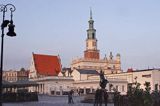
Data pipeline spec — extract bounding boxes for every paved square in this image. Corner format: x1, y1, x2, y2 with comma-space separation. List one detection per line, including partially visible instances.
3, 95, 114, 106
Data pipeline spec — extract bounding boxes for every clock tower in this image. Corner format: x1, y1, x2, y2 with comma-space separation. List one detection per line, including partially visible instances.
84, 10, 100, 59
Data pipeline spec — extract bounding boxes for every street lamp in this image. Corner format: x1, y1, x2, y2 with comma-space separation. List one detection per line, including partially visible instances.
0, 4, 16, 105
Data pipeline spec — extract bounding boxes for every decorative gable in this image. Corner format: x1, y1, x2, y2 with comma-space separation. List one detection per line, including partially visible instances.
30, 53, 61, 78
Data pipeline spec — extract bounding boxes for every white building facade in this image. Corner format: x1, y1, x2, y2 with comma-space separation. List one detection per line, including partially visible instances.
71, 69, 128, 95
29, 76, 74, 95
106, 69, 160, 91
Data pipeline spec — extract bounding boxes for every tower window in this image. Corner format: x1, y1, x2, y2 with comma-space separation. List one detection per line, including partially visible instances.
92, 33, 95, 39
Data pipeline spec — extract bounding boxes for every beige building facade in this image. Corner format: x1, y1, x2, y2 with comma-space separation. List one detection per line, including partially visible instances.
3, 70, 17, 82
3, 69, 28, 82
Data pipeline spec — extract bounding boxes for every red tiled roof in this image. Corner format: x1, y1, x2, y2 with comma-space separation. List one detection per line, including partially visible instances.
33, 53, 61, 76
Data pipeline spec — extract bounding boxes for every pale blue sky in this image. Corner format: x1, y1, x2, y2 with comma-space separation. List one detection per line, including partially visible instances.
1, 0, 160, 71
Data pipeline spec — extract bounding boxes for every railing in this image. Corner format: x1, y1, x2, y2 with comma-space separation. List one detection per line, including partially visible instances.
30, 76, 73, 81
108, 78, 127, 82
72, 58, 106, 64
74, 78, 127, 83
71, 58, 120, 64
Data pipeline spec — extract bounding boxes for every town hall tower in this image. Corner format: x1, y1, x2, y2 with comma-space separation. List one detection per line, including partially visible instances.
71, 10, 121, 74
84, 10, 99, 59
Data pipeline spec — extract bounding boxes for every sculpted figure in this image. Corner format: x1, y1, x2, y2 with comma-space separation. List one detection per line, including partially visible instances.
99, 70, 108, 89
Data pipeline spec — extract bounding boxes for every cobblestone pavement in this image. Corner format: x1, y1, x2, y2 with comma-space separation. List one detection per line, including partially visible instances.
3, 95, 114, 106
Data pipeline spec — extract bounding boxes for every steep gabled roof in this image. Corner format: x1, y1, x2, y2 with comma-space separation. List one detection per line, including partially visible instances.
76, 69, 99, 75
33, 53, 61, 76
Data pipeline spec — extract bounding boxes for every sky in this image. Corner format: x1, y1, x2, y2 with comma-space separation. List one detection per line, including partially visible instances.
1, 0, 160, 71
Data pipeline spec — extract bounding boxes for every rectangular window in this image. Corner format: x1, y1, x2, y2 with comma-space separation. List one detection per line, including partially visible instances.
142, 74, 151, 78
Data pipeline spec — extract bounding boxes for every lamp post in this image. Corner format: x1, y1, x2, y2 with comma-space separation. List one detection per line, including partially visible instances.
0, 4, 16, 105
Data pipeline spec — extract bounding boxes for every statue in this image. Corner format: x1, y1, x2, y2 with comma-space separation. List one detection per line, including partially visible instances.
99, 70, 108, 89
94, 70, 109, 106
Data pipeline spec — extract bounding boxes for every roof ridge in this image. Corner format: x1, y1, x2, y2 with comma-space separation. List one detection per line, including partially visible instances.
33, 53, 58, 57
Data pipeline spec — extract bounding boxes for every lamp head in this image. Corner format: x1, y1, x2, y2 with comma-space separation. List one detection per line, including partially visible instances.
6, 21, 16, 37
1, 20, 10, 28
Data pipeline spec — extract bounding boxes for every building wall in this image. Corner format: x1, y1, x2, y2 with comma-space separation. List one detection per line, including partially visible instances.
79, 74, 88, 81
71, 58, 121, 74
3, 71, 17, 82
17, 70, 29, 81
152, 70, 160, 90
106, 72, 133, 83
106, 69, 160, 91
73, 79, 127, 95
86, 39, 97, 50
132, 71, 153, 90
72, 69, 99, 81
84, 50, 99, 59
29, 69, 128, 95
71, 58, 106, 69
72, 70, 80, 81
71, 69, 127, 94
29, 76, 74, 95
58, 72, 63, 77
43, 80, 73, 95
29, 57, 37, 79
3, 69, 29, 82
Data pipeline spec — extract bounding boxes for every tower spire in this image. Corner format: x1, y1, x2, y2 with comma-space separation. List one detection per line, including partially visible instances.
87, 8, 95, 39
90, 7, 92, 19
